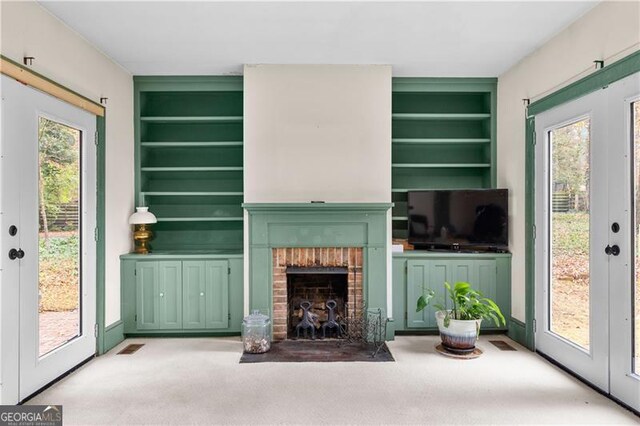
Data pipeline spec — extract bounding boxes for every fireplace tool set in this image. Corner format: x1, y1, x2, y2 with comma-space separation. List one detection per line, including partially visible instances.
294, 299, 389, 358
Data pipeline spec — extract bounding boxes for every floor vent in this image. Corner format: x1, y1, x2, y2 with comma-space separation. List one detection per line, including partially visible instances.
117, 344, 144, 355
489, 340, 517, 351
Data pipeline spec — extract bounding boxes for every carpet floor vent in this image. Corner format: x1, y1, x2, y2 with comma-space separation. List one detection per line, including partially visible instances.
489, 340, 517, 351
117, 344, 144, 355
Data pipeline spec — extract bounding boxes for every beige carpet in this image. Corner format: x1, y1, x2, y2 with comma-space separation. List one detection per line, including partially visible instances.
26, 336, 638, 425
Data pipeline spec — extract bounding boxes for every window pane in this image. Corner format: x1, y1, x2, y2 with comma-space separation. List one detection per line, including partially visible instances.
549, 118, 590, 350
633, 101, 640, 374
38, 117, 81, 357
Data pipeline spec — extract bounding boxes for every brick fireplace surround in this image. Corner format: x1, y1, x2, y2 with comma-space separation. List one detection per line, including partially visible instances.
272, 247, 363, 341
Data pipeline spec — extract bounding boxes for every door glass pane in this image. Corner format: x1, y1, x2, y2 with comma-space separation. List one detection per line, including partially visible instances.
633, 101, 640, 375
38, 117, 81, 357
549, 118, 591, 350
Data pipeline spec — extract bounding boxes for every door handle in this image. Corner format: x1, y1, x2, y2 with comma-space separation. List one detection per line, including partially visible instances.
8, 248, 24, 260
605, 245, 620, 256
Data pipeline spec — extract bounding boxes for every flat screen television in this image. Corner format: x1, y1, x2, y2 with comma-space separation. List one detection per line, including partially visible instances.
407, 189, 508, 251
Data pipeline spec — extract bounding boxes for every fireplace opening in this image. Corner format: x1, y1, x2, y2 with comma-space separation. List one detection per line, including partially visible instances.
286, 267, 348, 339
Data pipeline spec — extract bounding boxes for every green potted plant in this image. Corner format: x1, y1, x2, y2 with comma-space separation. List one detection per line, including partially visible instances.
417, 281, 505, 354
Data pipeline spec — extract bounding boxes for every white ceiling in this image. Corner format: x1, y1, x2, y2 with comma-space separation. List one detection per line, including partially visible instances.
39, 1, 599, 77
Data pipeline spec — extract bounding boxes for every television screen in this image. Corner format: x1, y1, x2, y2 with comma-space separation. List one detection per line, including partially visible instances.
407, 189, 508, 250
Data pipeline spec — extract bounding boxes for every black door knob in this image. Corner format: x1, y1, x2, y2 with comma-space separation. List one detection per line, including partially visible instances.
8, 248, 24, 260
605, 245, 620, 256
611, 222, 620, 233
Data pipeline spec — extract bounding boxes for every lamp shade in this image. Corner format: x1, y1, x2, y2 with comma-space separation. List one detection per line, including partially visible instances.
129, 207, 157, 225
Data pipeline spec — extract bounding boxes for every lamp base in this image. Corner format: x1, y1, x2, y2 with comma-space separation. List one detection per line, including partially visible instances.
133, 224, 154, 254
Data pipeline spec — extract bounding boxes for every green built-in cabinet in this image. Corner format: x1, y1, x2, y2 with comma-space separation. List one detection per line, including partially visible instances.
393, 251, 510, 332
391, 78, 497, 239
121, 254, 243, 335
134, 76, 244, 251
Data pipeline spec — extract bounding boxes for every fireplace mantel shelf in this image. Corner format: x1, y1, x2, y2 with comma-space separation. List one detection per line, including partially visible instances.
243, 202, 393, 212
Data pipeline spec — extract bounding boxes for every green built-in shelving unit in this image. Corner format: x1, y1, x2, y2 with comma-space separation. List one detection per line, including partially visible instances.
134, 76, 244, 251
391, 78, 497, 239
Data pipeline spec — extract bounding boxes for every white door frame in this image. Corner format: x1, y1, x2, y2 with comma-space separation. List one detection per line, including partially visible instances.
0, 74, 98, 403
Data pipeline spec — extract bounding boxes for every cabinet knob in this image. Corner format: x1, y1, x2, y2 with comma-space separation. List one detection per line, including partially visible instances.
159, 292, 164, 297
200, 292, 205, 296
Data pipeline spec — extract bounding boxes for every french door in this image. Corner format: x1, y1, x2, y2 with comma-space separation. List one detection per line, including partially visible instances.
1, 75, 97, 402
535, 72, 640, 411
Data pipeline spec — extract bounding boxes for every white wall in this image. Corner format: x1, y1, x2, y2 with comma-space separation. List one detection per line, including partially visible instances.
498, 1, 640, 321
244, 64, 391, 203
1, 1, 134, 326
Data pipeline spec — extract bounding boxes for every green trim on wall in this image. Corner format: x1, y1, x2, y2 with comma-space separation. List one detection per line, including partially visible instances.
392, 77, 498, 93
523, 116, 536, 351
94, 117, 104, 352
508, 317, 528, 346
133, 75, 243, 92
523, 50, 640, 352
528, 50, 640, 116
490, 86, 498, 187
95, 115, 112, 354
103, 320, 125, 352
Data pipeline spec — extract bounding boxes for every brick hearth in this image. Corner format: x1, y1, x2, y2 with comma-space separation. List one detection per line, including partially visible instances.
271, 247, 363, 341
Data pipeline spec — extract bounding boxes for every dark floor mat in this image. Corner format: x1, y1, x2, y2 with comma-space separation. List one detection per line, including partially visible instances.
239, 340, 395, 363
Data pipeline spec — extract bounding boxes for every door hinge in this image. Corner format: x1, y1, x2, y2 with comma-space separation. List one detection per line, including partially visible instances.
532, 224, 536, 240
94, 323, 99, 338
134, 269, 137, 276
404, 311, 408, 320
228, 313, 231, 320
532, 131, 537, 145
94, 130, 99, 145
533, 319, 537, 333
94, 227, 99, 242
228, 267, 231, 275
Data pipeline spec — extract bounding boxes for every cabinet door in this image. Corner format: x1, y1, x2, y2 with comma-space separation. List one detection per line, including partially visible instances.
407, 260, 449, 328
136, 262, 159, 330
450, 261, 475, 285
205, 260, 229, 329
183, 261, 206, 329
475, 260, 499, 328
158, 261, 182, 329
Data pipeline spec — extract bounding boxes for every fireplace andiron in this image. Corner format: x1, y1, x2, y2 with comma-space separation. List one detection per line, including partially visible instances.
321, 299, 341, 338
295, 300, 316, 339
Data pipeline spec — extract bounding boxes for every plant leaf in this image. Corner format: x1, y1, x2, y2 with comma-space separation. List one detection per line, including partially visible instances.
416, 295, 428, 312
416, 289, 435, 312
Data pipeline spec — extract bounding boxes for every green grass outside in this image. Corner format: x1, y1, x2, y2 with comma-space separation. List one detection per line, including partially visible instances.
39, 233, 79, 312
552, 211, 589, 256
